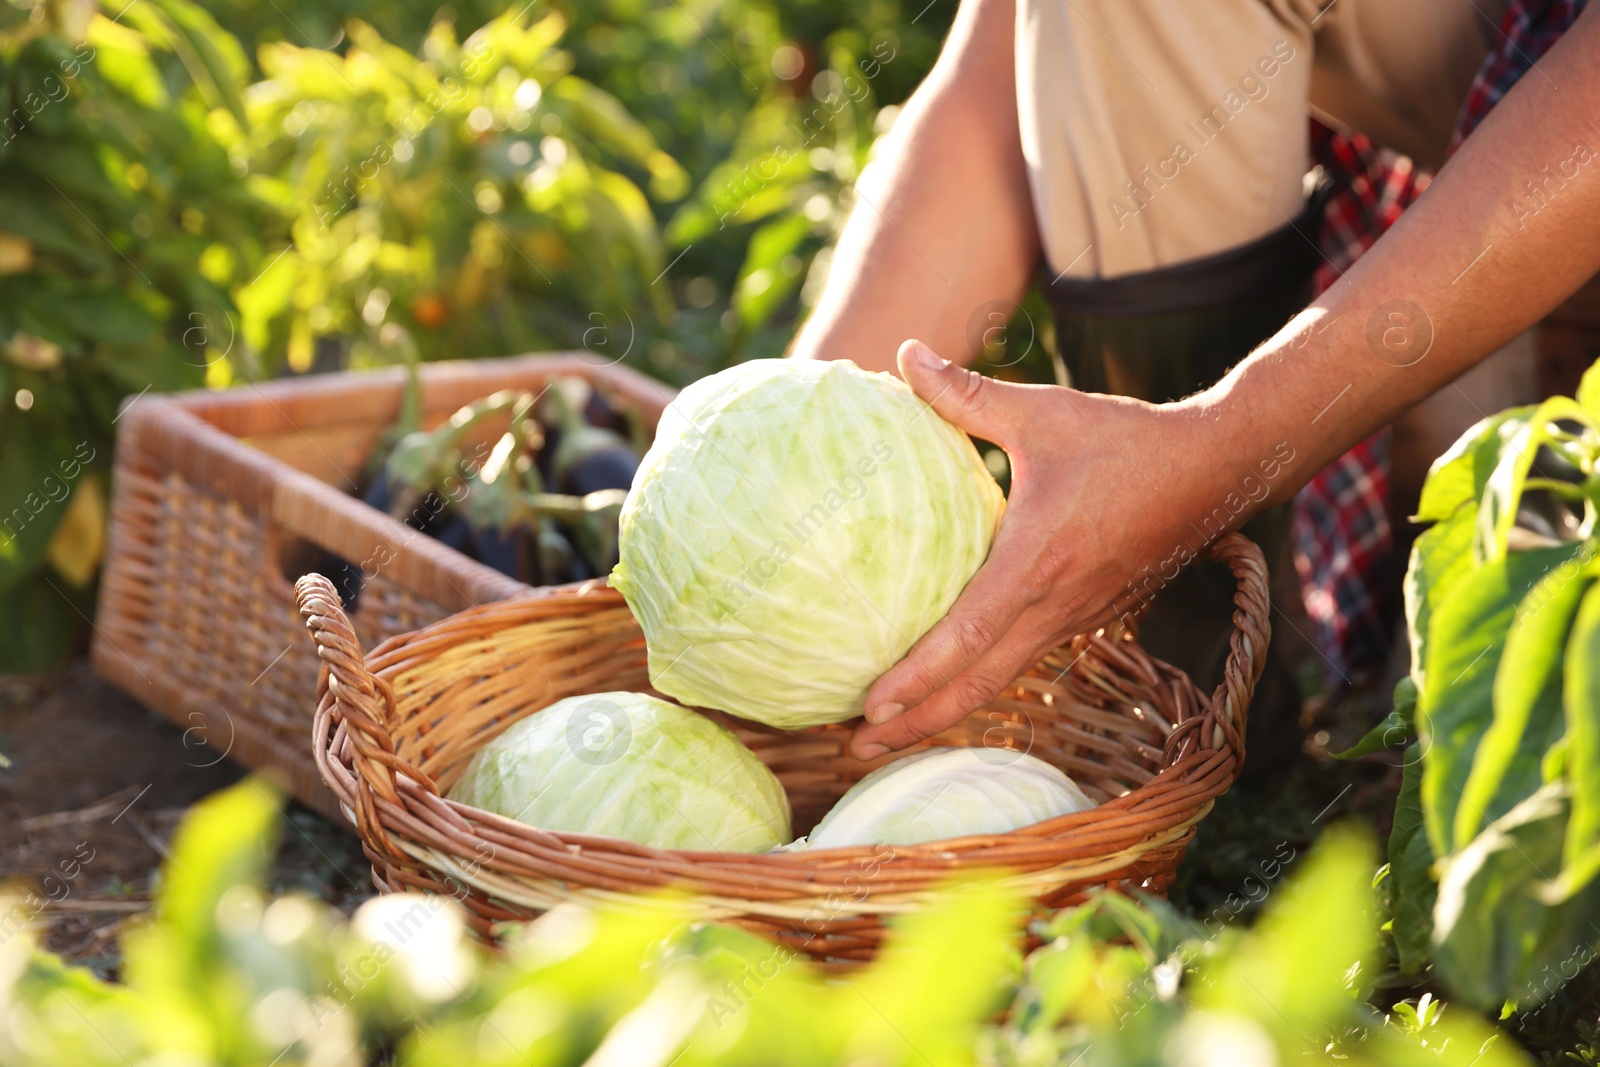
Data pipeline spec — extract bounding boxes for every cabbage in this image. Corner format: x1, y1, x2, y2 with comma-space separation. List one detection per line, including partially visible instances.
611, 358, 1004, 729
798, 747, 1096, 848
446, 692, 791, 852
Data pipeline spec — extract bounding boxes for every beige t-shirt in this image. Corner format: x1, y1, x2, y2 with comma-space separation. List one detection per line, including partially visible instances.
1017, 0, 1507, 280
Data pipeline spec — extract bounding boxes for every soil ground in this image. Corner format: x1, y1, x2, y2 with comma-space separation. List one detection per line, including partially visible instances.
0, 661, 371, 980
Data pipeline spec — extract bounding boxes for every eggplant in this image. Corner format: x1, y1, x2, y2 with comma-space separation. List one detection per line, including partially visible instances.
530, 488, 626, 574
361, 466, 400, 515
356, 383, 631, 586
471, 523, 535, 582
541, 382, 639, 496
582, 385, 632, 438
538, 523, 590, 584
309, 551, 364, 612
458, 408, 548, 581
562, 448, 639, 496
432, 514, 476, 555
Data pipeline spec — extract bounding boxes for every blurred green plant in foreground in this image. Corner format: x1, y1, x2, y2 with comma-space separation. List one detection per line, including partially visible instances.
0, 777, 1542, 1066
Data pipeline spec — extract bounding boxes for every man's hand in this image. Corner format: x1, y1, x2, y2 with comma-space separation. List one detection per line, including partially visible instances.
849, 339, 1225, 760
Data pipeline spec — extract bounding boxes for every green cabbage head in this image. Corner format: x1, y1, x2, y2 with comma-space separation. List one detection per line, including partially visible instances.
799, 747, 1096, 848
611, 358, 1005, 729
446, 691, 791, 852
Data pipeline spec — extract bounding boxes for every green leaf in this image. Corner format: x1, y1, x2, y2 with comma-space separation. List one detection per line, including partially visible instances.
1456, 560, 1594, 845
1393, 823, 1436, 977
1335, 676, 1417, 759
850, 877, 1024, 1062
1561, 578, 1600, 889
1414, 409, 1528, 523
551, 76, 688, 199
1388, 748, 1435, 976
1366, 1003, 1536, 1067
235, 246, 298, 352
55, 287, 161, 345
1419, 542, 1582, 856
1542, 734, 1571, 782
1478, 397, 1586, 563
1577, 358, 1600, 422
662, 921, 834, 1066
732, 213, 808, 332
0, 569, 81, 671
1199, 827, 1378, 1033
146, 777, 280, 944
665, 131, 813, 245
128, 0, 250, 128
0, 423, 76, 592
90, 26, 171, 108
1023, 936, 1097, 1029
1069, 890, 1201, 965
1404, 504, 1478, 693
1433, 782, 1600, 1010
19, 139, 130, 214
0, 177, 107, 270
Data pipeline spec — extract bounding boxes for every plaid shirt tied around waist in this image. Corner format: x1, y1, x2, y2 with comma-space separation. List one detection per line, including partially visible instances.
1293, 0, 1586, 684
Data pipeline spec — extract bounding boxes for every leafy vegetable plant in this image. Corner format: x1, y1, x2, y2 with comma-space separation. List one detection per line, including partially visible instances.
1342, 359, 1600, 1009
0, 0, 685, 670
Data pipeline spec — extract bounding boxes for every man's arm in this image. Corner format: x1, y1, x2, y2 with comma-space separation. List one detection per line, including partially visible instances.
1208, 9, 1600, 510
851, 5, 1600, 758
787, 0, 1038, 372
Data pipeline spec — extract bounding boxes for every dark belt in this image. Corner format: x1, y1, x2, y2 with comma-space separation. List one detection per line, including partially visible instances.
1043, 179, 1331, 319
1040, 180, 1330, 405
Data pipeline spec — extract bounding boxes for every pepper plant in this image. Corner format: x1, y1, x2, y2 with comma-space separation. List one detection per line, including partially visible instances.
1342, 358, 1600, 1010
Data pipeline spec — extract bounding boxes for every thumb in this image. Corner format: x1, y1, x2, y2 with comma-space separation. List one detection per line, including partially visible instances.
896, 339, 1020, 446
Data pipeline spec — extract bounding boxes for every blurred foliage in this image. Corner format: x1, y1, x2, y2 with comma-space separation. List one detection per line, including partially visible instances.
985, 828, 1534, 1067
0, 0, 275, 670
3, 0, 1599, 1060
189, 0, 959, 374
0, 778, 1568, 1066
226, 9, 685, 375
0, 0, 957, 670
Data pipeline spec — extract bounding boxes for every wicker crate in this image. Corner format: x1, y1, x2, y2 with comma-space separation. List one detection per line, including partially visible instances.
92, 354, 675, 819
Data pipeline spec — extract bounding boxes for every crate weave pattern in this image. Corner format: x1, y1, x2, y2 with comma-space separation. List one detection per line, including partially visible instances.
92, 355, 674, 817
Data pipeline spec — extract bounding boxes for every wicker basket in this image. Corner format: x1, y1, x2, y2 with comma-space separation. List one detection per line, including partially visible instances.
92, 354, 675, 819
294, 533, 1269, 963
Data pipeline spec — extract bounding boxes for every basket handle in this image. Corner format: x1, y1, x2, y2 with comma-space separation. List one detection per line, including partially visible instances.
1192, 531, 1271, 758
295, 573, 416, 808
